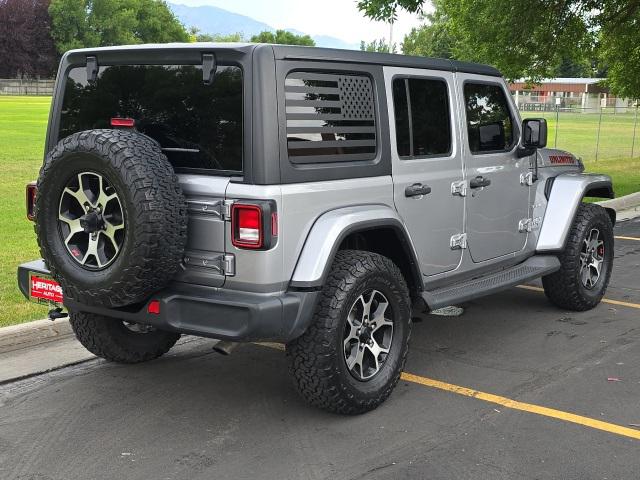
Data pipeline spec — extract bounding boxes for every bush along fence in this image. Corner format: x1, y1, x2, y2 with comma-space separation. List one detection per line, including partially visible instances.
0, 78, 55, 96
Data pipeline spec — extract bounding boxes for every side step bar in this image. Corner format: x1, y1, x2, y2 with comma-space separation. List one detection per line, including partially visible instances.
421, 255, 560, 311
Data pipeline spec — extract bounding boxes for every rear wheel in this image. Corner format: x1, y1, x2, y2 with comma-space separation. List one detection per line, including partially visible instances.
286, 250, 411, 415
543, 203, 614, 311
69, 311, 180, 363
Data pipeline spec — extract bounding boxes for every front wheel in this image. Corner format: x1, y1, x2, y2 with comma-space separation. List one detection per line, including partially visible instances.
286, 250, 412, 415
543, 203, 614, 311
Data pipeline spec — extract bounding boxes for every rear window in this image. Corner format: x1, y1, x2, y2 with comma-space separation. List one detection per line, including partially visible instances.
285, 71, 377, 163
58, 64, 243, 173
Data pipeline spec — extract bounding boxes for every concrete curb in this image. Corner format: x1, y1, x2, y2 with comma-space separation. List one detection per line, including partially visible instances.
598, 191, 640, 211
598, 192, 640, 222
0, 317, 72, 354
1, 191, 638, 358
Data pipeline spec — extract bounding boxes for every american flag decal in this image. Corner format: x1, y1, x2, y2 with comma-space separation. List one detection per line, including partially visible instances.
285, 72, 377, 163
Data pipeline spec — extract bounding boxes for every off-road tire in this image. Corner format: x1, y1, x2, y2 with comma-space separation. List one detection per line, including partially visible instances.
69, 311, 180, 363
286, 250, 412, 415
542, 203, 614, 311
35, 129, 187, 308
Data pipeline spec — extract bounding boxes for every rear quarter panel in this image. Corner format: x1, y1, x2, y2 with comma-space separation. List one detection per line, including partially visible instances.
224, 176, 394, 293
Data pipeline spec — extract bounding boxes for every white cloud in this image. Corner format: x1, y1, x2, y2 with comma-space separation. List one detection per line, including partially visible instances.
172, 0, 426, 47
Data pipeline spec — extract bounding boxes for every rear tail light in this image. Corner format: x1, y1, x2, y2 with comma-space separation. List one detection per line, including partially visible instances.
110, 117, 135, 128
231, 204, 263, 248
26, 181, 37, 221
230, 201, 277, 250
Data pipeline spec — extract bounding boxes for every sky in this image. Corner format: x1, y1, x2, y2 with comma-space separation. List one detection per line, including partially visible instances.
172, 0, 428, 46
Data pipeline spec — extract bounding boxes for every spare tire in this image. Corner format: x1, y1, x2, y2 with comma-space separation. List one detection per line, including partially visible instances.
35, 129, 187, 308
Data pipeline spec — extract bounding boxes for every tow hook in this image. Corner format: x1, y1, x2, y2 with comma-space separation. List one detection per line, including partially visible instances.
48, 307, 68, 321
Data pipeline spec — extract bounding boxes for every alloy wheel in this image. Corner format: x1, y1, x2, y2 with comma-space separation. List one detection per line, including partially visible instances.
579, 228, 605, 289
58, 171, 125, 269
343, 289, 394, 381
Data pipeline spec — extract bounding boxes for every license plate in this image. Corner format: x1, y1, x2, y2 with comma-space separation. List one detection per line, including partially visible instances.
28, 272, 63, 307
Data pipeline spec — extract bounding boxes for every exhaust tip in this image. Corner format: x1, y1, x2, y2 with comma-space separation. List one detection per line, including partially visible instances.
212, 340, 238, 356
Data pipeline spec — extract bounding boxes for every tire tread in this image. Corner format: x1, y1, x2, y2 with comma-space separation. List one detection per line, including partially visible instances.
286, 250, 411, 415
542, 203, 613, 311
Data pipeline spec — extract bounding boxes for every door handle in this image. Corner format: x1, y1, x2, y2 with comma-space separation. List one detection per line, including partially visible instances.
405, 183, 432, 197
469, 176, 491, 189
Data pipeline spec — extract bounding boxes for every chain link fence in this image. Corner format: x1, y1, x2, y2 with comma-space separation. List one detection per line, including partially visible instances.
0, 78, 54, 96
520, 106, 640, 161
2, 78, 637, 162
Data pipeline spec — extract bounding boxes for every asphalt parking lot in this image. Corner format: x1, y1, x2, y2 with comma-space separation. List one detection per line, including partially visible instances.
1, 218, 639, 480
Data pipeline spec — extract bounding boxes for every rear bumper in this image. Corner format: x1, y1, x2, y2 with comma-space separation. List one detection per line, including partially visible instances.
18, 260, 318, 343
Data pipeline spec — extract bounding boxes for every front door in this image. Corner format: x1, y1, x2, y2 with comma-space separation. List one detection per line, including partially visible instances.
385, 67, 465, 277
457, 75, 530, 262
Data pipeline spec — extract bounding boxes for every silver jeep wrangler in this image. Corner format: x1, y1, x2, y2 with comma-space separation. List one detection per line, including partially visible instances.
18, 44, 615, 414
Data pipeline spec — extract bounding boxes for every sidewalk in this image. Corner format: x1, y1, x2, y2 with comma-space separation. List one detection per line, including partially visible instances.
598, 192, 640, 221
0, 318, 94, 383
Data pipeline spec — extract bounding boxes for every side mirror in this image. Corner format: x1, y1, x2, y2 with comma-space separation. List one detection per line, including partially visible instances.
522, 118, 547, 148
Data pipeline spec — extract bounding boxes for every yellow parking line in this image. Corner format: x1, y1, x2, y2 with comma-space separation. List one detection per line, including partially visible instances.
516, 285, 640, 310
254, 342, 640, 440
400, 373, 640, 440
615, 236, 640, 241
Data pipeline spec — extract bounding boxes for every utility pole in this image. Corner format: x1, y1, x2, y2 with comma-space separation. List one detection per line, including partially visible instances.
632, 101, 639, 158
389, 20, 394, 53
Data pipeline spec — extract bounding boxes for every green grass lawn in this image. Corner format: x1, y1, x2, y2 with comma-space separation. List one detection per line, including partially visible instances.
0, 96, 638, 327
0, 96, 51, 326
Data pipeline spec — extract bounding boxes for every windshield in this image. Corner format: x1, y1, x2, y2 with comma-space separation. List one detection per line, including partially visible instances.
58, 64, 243, 173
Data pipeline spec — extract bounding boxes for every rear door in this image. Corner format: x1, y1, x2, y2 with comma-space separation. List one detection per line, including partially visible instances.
385, 67, 465, 277
456, 75, 530, 262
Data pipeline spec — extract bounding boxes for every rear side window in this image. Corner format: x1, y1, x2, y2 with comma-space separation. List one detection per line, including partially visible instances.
285, 71, 376, 163
463, 82, 514, 153
59, 64, 243, 173
392, 77, 451, 158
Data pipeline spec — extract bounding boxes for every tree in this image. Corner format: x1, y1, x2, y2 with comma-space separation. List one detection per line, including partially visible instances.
357, 0, 640, 98
0, 0, 57, 77
360, 38, 396, 53
357, 0, 425, 22
401, 12, 455, 58
552, 56, 592, 78
48, 0, 189, 54
250, 30, 315, 46
191, 31, 244, 43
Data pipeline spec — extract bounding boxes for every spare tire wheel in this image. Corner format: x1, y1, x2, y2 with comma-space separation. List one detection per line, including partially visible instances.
35, 129, 187, 308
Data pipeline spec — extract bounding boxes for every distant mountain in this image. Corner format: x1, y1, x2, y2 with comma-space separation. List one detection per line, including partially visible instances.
310, 35, 359, 50
168, 2, 359, 50
168, 3, 272, 38
284, 28, 359, 50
